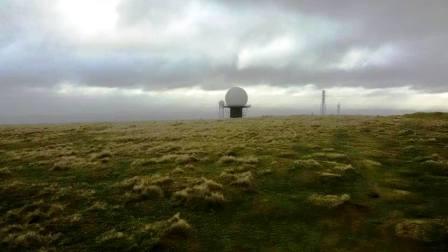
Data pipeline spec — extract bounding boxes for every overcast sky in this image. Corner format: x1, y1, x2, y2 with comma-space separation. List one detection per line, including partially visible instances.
1, 0, 447, 123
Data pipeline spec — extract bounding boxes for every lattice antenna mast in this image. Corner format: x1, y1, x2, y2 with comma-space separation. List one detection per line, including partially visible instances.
320, 90, 326, 115
337, 103, 341, 115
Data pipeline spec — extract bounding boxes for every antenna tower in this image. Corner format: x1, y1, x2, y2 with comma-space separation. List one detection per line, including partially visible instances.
320, 90, 326, 115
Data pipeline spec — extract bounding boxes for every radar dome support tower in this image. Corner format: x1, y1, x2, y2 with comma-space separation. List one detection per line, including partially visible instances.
230, 107, 243, 118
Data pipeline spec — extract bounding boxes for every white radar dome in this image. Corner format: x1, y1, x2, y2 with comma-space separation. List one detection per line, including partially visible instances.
225, 87, 248, 107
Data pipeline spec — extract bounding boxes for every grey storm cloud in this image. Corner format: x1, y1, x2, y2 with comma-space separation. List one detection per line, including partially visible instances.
0, 0, 447, 123
1, 0, 447, 91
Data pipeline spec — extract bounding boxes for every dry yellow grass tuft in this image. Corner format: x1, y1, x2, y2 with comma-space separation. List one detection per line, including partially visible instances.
230, 171, 254, 188
1, 224, 61, 250
141, 212, 192, 237
315, 171, 342, 179
0, 167, 12, 176
164, 213, 192, 236
147, 143, 182, 154
257, 168, 273, 176
184, 163, 195, 170
333, 163, 355, 172
151, 175, 174, 187
119, 174, 173, 189
37, 183, 96, 201
395, 219, 448, 242
50, 155, 93, 171
130, 158, 152, 168
64, 213, 82, 224
147, 154, 198, 164
421, 159, 448, 175
308, 193, 350, 208
116, 175, 168, 202
87, 201, 108, 211
172, 177, 226, 205
292, 159, 321, 170
220, 167, 255, 189
90, 150, 113, 163
217, 155, 259, 165
4, 200, 65, 225
379, 188, 416, 202
96, 229, 133, 244
0, 180, 26, 194
201, 177, 223, 191
171, 167, 185, 174
361, 159, 382, 169
309, 152, 348, 161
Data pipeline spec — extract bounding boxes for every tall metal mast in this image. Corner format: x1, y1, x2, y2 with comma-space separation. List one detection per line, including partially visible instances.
320, 90, 326, 115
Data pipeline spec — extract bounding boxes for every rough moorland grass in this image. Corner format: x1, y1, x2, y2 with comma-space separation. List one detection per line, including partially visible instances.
0, 113, 447, 251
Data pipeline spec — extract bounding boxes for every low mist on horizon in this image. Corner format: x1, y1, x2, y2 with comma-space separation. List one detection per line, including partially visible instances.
1, 0, 448, 124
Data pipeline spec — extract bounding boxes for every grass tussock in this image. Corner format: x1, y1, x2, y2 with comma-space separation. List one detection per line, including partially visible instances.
51, 157, 80, 171
87, 201, 108, 211
172, 177, 226, 206
147, 154, 199, 164
116, 175, 168, 202
0, 180, 27, 193
308, 152, 348, 161
230, 171, 254, 188
65, 213, 82, 224
217, 155, 259, 165
220, 168, 254, 189
257, 168, 273, 176
96, 229, 133, 244
4, 200, 65, 224
291, 159, 321, 170
130, 158, 153, 168
90, 150, 112, 163
142, 212, 192, 237
312, 161, 359, 181
83, 212, 195, 249
308, 193, 351, 208
136, 213, 192, 249
395, 219, 448, 242
50, 155, 94, 171
37, 183, 96, 201
315, 171, 342, 179
379, 188, 416, 202
421, 160, 448, 175
361, 159, 382, 169
1, 200, 66, 250
1, 225, 61, 250
147, 143, 182, 154
163, 213, 192, 236
331, 163, 358, 177
171, 167, 185, 174
0, 167, 12, 176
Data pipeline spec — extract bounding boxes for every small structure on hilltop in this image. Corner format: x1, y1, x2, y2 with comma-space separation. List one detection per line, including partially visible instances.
320, 90, 326, 116
218, 100, 225, 119
220, 87, 251, 118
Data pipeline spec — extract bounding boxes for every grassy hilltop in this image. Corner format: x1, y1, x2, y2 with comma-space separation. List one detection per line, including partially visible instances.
0, 113, 447, 251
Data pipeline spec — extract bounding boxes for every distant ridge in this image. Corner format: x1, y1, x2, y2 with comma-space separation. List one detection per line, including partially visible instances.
404, 112, 448, 119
